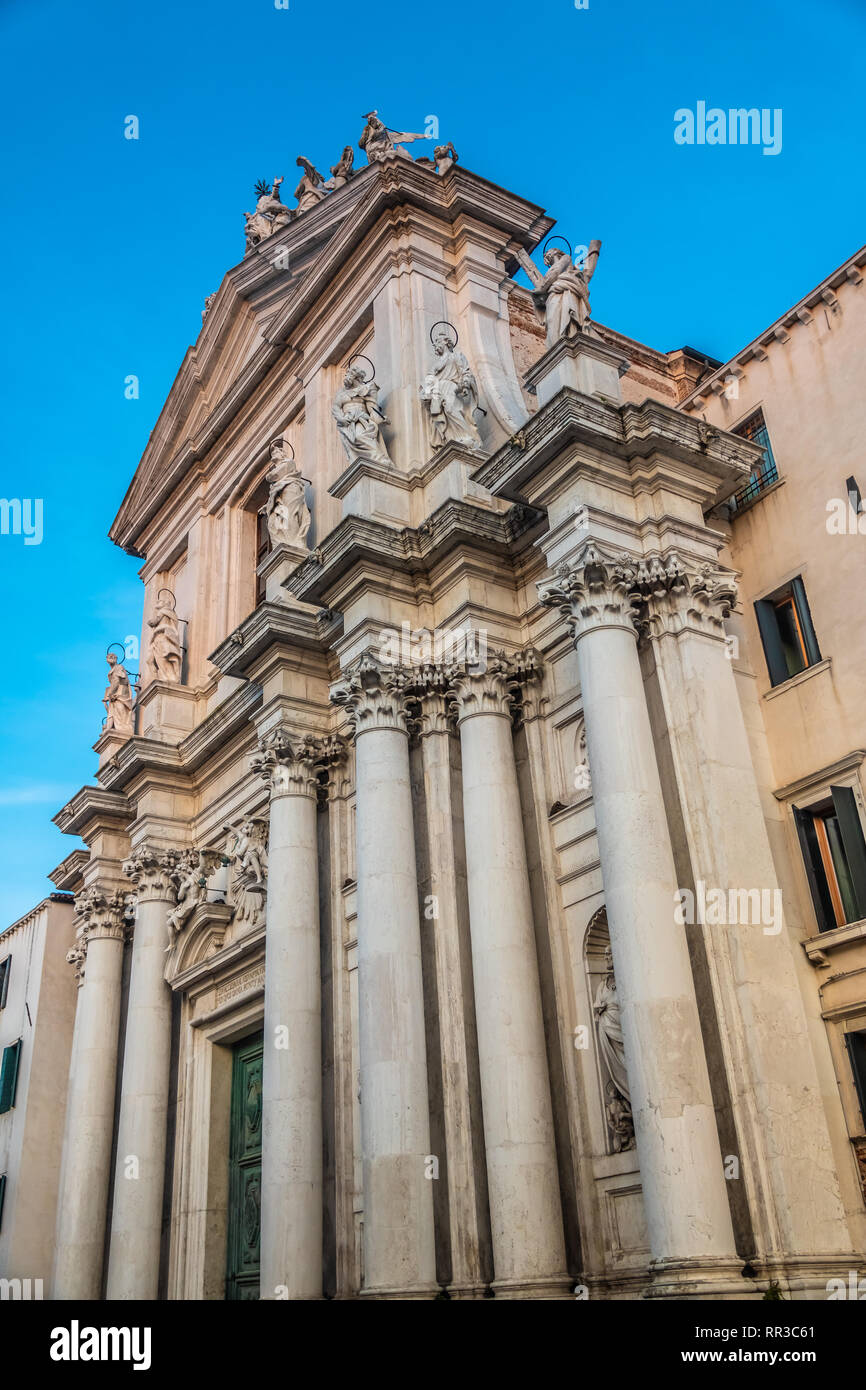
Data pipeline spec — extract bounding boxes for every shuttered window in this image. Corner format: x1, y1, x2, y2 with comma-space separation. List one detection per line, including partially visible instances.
794, 787, 866, 932
0, 1039, 22, 1113
755, 576, 821, 687
845, 1032, 866, 1131
0, 957, 9, 1010
0, 1174, 6, 1231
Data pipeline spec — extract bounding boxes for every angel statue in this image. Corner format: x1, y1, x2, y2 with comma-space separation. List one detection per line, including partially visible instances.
326, 146, 355, 190
332, 363, 392, 466
419, 327, 483, 451
294, 156, 327, 215
225, 819, 268, 932
358, 109, 431, 162
261, 437, 312, 549
146, 589, 182, 684
515, 239, 602, 347
165, 849, 219, 952
102, 651, 134, 736
243, 177, 291, 252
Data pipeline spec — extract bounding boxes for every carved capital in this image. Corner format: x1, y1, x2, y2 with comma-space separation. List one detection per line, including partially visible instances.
631, 553, 737, 642
538, 543, 640, 641
68, 885, 129, 984
122, 844, 180, 902
447, 647, 542, 725
330, 653, 416, 736
251, 727, 349, 798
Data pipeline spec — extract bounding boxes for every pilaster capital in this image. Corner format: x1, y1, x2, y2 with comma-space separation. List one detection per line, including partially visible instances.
538, 543, 641, 642
122, 844, 180, 902
330, 653, 415, 737
251, 726, 349, 798
447, 648, 542, 725
68, 885, 130, 984
631, 553, 737, 643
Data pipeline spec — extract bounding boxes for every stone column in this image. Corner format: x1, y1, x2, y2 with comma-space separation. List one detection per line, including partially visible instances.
332, 655, 437, 1298
416, 673, 490, 1298
53, 887, 128, 1300
540, 545, 742, 1296
106, 844, 178, 1301
449, 651, 570, 1299
250, 728, 339, 1300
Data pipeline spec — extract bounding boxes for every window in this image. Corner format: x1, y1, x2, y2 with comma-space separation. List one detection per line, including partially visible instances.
0, 956, 9, 1010
755, 576, 821, 686
0, 1039, 22, 1113
0, 1174, 5, 1232
845, 1032, 866, 1130
255, 510, 269, 607
794, 787, 866, 933
729, 409, 779, 513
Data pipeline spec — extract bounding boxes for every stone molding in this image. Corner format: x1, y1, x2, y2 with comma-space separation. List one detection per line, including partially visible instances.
67, 885, 130, 985
331, 654, 416, 737
122, 844, 181, 902
250, 726, 347, 798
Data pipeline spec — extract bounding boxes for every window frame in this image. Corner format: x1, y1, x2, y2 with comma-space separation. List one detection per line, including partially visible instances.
0, 955, 9, 1010
0, 1038, 22, 1113
755, 575, 821, 688
794, 785, 866, 934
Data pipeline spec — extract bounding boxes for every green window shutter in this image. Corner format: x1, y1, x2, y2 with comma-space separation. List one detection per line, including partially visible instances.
844, 1032, 866, 1130
0, 958, 9, 1010
791, 576, 821, 666
830, 786, 866, 920
0, 1039, 22, 1113
0, 1173, 6, 1231
793, 804, 835, 932
755, 599, 788, 686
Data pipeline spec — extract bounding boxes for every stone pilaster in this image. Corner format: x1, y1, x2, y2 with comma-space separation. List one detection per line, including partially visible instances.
540, 546, 743, 1297
446, 649, 570, 1297
53, 886, 129, 1300
331, 654, 438, 1298
106, 845, 179, 1300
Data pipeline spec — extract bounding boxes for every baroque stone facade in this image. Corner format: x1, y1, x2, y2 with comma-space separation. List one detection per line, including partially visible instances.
4, 116, 866, 1300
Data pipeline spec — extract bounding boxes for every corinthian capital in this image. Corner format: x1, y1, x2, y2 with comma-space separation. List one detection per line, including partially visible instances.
538, 543, 640, 641
251, 726, 346, 797
447, 648, 542, 725
631, 553, 737, 642
330, 653, 416, 736
122, 844, 180, 902
68, 885, 129, 983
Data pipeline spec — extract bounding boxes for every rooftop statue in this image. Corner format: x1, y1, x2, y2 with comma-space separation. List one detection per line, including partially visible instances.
146, 589, 182, 685
325, 145, 355, 190
419, 325, 483, 451
102, 651, 134, 737
261, 437, 312, 550
515, 238, 602, 347
434, 141, 458, 175
332, 361, 393, 467
358, 108, 430, 162
294, 156, 327, 215
243, 177, 291, 253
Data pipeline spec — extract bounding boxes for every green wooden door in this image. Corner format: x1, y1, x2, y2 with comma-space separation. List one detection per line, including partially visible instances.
226, 1033, 263, 1300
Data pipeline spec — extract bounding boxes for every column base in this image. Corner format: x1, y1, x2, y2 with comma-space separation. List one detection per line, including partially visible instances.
748, 1253, 866, 1301
490, 1273, 574, 1300
445, 1281, 492, 1300
644, 1256, 756, 1300
359, 1283, 442, 1300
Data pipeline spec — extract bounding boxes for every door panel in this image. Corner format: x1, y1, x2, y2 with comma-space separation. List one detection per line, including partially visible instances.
226, 1033, 263, 1300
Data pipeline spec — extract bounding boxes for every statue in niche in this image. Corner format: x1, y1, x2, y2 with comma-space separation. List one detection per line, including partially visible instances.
419, 325, 483, 451
332, 363, 392, 466
102, 651, 134, 736
434, 141, 458, 175
358, 109, 430, 162
225, 818, 268, 932
515, 239, 602, 346
243, 178, 291, 252
147, 589, 183, 684
294, 156, 327, 215
165, 848, 219, 952
326, 146, 355, 190
261, 437, 311, 549
593, 944, 636, 1152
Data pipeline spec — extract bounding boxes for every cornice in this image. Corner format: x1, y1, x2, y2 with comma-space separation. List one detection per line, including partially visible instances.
208, 602, 342, 680
53, 786, 135, 839
48, 848, 90, 891
0, 893, 75, 944
289, 498, 546, 608
472, 387, 760, 503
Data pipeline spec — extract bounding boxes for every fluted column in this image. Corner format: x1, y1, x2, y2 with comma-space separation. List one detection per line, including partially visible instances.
106, 845, 178, 1300
449, 651, 570, 1299
331, 655, 437, 1298
540, 545, 741, 1296
251, 728, 342, 1300
53, 886, 128, 1299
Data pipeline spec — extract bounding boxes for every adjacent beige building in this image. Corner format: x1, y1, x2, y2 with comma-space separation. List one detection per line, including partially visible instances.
3, 126, 865, 1300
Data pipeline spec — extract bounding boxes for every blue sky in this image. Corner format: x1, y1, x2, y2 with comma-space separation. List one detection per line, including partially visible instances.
0, 0, 863, 924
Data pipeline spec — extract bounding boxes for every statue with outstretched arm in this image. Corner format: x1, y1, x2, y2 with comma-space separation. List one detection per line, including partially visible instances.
515, 239, 602, 345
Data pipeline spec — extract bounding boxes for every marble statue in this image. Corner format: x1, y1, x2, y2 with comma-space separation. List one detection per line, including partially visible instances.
243, 177, 291, 252
261, 437, 311, 549
326, 146, 355, 190
332, 365, 392, 466
593, 945, 636, 1151
294, 156, 327, 215
419, 327, 482, 450
605, 1081, 636, 1154
358, 109, 430, 162
165, 849, 218, 952
225, 819, 268, 932
201, 292, 216, 322
515, 240, 602, 346
102, 652, 134, 736
147, 590, 182, 684
434, 141, 458, 175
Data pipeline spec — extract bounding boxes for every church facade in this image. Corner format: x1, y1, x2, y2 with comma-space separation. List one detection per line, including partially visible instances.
3, 118, 866, 1301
